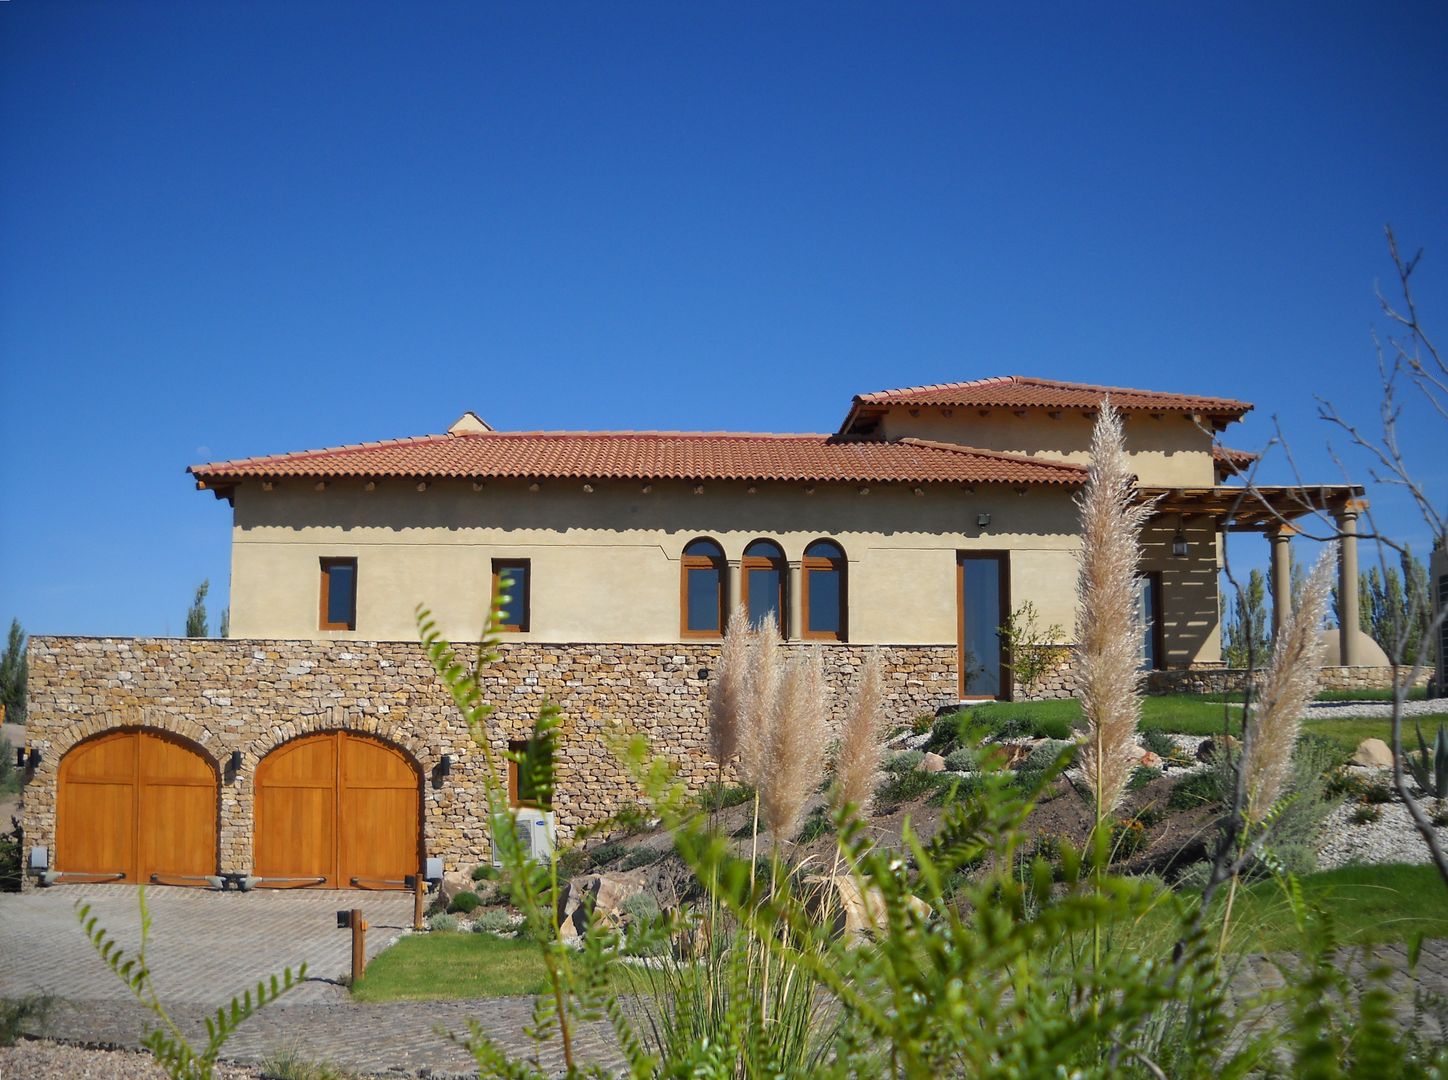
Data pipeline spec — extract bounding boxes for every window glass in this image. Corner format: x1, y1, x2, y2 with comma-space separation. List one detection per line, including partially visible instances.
321, 559, 357, 630
807, 567, 841, 634
745, 539, 784, 559
1139, 575, 1160, 670
494, 561, 530, 631
960, 556, 1003, 698
747, 567, 782, 629
684, 538, 724, 558
687, 565, 723, 632
509, 738, 550, 808
805, 540, 844, 560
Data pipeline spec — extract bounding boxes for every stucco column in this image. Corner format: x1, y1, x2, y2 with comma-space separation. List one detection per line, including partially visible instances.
1336, 503, 1362, 665
727, 561, 742, 621
788, 560, 803, 640
1269, 525, 1294, 638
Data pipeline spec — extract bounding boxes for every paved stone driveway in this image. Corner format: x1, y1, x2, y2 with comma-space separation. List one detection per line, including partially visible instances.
0, 883, 416, 1005
0, 883, 621, 1076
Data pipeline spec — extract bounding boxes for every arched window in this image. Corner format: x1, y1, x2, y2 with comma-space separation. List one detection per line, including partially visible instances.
742, 539, 787, 635
681, 538, 726, 638
803, 539, 847, 641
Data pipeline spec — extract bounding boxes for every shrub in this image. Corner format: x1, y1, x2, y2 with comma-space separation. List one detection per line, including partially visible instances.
589, 841, 628, 867
1169, 769, 1225, 811
699, 783, 754, 811
0, 816, 20, 893
427, 912, 460, 932
471, 909, 517, 936
944, 747, 976, 772
1127, 765, 1162, 792
1141, 729, 1192, 766
555, 848, 589, 881
0, 993, 52, 1047
795, 805, 834, 844
260, 1046, 359, 1080
883, 750, 924, 774
924, 712, 968, 754
909, 713, 934, 734
471, 863, 500, 883
1350, 804, 1382, 825
622, 846, 665, 870
1359, 778, 1394, 805
447, 890, 483, 915
620, 890, 661, 924
1109, 817, 1150, 862
876, 768, 946, 806
928, 771, 987, 806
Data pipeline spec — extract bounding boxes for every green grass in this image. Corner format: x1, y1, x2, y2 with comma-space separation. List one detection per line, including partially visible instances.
351, 932, 555, 1001
963, 696, 1448, 751
1211, 864, 1448, 951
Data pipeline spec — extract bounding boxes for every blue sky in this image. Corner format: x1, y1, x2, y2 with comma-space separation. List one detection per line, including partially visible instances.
2, 1, 1445, 637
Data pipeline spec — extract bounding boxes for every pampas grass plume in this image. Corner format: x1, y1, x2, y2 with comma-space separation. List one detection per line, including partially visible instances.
708, 605, 752, 767
1075, 401, 1156, 821
761, 649, 829, 841
1244, 544, 1336, 822
737, 615, 782, 787
831, 651, 885, 817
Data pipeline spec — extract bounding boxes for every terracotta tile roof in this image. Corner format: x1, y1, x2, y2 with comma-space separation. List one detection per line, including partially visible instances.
1212, 443, 1260, 480
189, 430, 1087, 487
843, 375, 1252, 432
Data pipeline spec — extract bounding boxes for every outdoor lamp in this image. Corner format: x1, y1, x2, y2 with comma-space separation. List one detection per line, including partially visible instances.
337, 909, 354, 929
438, 754, 452, 776
13, 747, 23, 769
229, 750, 243, 773
976, 513, 991, 529
1172, 517, 1189, 558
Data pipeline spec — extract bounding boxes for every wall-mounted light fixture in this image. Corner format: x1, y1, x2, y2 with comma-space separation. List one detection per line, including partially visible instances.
976, 513, 991, 530
228, 751, 243, 774
438, 754, 452, 776
698, 667, 710, 681
1172, 515, 1189, 559
17, 747, 40, 770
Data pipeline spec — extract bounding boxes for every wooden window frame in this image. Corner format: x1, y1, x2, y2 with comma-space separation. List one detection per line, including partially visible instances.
1142, 571, 1166, 671
957, 552, 1011, 701
801, 539, 847, 642
492, 559, 531, 633
318, 557, 358, 631
740, 540, 788, 638
507, 738, 550, 809
680, 539, 727, 640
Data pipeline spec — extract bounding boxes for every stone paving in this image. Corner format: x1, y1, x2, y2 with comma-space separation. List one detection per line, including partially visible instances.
2, 884, 1445, 1077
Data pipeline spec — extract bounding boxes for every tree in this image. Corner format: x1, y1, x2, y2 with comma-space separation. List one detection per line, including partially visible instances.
186, 581, 209, 638
219, 608, 230, 639
1222, 568, 1269, 668
0, 619, 26, 725
1353, 548, 1431, 665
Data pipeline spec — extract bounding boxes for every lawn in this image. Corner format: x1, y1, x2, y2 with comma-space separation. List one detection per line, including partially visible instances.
961, 696, 1448, 750
1199, 863, 1448, 952
351, 931, 554, 1001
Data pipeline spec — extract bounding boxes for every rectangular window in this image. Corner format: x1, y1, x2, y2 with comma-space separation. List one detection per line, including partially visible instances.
492, 559, 531, 632
958, 553, 1008, 699
508, 738, 550, 808
686, 565, 723, 633
747, 566, 783, 631
319, 557, 357, 631
1139, 572, 1165, 670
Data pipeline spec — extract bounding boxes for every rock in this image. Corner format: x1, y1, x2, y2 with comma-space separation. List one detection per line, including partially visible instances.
1138, 751, 1163, 768
556, 872, 643, 941
1196, 736, 1240, 763
805, 875, 931, 941
438, 870, 472, 907
1351, 738, 1394, 768
918, 752, 946, 773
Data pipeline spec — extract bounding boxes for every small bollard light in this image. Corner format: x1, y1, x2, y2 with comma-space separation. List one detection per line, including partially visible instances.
336, 909, 353, 929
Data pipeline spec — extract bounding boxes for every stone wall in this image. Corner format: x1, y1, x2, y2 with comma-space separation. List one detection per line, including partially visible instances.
22, 636, 958, 886
1145, 664, 1433, 696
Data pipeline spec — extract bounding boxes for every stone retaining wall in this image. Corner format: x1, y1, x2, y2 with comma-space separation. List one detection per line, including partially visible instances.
1145, 664, 1433, 696
21, 636, 958, 886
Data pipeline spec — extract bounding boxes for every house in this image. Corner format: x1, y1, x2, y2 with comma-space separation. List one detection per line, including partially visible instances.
21, 376, 1374, 890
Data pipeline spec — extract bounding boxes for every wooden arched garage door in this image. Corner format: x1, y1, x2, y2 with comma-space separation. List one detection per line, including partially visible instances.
254, 731, 421, 889
56, 729, 218, 885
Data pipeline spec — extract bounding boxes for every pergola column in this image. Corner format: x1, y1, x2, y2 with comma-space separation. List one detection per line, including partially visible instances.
1336, 501, 1363, 666
1268, 524, 1295, 637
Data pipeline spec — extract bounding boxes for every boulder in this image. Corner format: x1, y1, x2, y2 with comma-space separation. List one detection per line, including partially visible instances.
805, 875, 932, 941
918, 752, 947, 773
1351, 738, 1394, 769
1196, 736, 1240, 763
557, 872, 643, 941
438, 870, 473, 907
1138, 751, 1163, 769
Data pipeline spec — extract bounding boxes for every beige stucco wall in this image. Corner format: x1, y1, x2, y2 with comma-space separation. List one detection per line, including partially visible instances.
874, 407, 1218, 486
228, 479, 1092, 646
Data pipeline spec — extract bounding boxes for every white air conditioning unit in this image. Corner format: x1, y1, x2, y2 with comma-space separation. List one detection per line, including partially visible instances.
493, 808, 556, 865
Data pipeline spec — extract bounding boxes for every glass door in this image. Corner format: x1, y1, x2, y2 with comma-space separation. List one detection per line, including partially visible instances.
958, 553, 1009, 700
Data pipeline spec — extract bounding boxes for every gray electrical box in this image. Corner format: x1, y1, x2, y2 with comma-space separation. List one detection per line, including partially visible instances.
28, 846, 48, 872
425, 856, 444, 881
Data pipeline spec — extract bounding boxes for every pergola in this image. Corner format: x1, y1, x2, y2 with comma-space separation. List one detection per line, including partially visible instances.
1138, 483, 1369, 665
